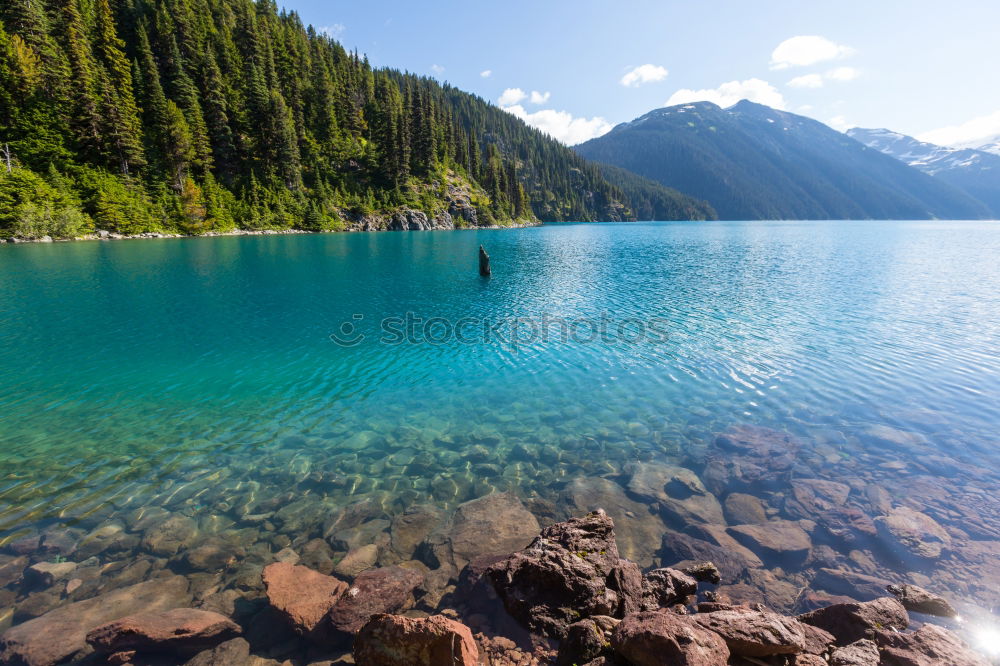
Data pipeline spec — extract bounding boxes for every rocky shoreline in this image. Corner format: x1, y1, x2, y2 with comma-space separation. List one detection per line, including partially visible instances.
1, 217, 539, 245
0, 509, 991, 666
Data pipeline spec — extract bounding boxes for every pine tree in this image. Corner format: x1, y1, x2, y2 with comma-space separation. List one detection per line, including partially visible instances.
93, 0, 145, 175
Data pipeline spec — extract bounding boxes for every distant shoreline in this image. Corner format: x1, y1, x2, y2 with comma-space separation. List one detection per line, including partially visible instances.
1, 220, 542, 245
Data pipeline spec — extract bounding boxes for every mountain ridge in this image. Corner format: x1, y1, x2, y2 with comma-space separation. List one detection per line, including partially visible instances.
848, 127, 1000, 217
576, 100, 991, 221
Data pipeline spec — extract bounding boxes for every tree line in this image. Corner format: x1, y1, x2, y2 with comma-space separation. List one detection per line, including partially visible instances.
0, 0, 713, 239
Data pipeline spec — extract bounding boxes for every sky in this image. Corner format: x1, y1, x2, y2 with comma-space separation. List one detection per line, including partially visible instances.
283, 0, 1000, 146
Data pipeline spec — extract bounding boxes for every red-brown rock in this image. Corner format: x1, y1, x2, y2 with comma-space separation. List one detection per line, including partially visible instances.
611, 610, 730, 666
86, 608, 241, 657
261, 561, 348, 634
353, 613, 478, 665
830, 638, 879, 665
798, 597, 908, 646
693, 608, 808, 657
324, 566, 424, 636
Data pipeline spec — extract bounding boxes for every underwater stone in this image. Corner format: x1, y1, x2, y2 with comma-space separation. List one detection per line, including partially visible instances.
875, 506, 951, 560
447, 492, 540, 567
261, 562, 348, 635
86, 608, 241, 658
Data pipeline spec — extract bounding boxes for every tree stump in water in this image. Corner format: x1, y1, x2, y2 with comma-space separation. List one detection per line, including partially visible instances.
479, 245, 491, 277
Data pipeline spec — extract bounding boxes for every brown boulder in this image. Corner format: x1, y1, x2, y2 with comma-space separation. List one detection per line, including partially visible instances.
324, 566, 424, 636
830, 638, 880, 665
0, 576, 191, 666
798, 597, 908, 646
353, 613, 477, 665
556, 616, 619, 666
86, 608, 241, 657
261, 562, 348, 634
886, 583, 957, 617
693, 608, 807, 656
877, 624, 990, 666
611, 610, 730, 666
641, 568, 697, 610
485, 511, 643, 639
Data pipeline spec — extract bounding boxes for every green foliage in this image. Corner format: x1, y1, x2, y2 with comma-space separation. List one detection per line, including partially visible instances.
0, 167, 93, 238
0, 0, 713, 239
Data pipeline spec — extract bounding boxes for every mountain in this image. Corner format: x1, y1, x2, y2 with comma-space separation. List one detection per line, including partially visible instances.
0, 0, 712, 241
575, 100, 990, 221
848, 128, 1000, 217
954, 134, 1000, 157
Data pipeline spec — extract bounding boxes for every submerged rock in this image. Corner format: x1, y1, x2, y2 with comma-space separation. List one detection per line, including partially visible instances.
875, 506, 951, 559
485, 510, 643, 639
704, 425, 800, 494
876, 623, 990, 666
142, 515, 198, 556
885, 583, 957, 617
626, 462, 725, 527
353, 613, 478, 666
448, 492, 540, 566
0, 575, 191, 666
86, 608, 241, 657
611, 610, 730, 666
727, 520, 812, 564
723, 493, 768, 525
798, 597, 908, 646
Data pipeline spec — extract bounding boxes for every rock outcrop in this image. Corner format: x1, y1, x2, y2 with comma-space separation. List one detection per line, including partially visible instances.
486, 510, 643, 639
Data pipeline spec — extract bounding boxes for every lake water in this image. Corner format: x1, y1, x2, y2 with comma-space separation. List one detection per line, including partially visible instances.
1, 221, 999, 649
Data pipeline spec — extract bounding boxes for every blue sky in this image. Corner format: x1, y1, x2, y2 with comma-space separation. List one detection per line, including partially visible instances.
283, 0, 1000, 146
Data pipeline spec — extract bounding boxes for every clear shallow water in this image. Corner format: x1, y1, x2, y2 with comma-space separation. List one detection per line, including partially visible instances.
1, 221, 999, 641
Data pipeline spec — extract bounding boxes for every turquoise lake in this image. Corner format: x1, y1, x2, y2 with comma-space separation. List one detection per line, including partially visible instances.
1, 221, 999, 643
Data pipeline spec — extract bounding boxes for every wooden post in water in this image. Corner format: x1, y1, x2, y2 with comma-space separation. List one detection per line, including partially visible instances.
479, 245, 491, 277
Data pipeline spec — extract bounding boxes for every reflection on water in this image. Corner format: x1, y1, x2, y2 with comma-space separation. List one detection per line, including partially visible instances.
0, 221, 998, 639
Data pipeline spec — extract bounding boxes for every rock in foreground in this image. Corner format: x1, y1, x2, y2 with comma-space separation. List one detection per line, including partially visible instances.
353, 613, 478, 666
486, 510, 642, 639
798, 597, 908, 646
0, 576, 191, 666
611, 610, 730, 666
261, 561, 348, 634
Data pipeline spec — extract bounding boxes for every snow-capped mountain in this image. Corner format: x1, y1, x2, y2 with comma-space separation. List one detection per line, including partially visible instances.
951, 133, 1000, 156
848, 128, 1000, 217
573, 101, 991, 221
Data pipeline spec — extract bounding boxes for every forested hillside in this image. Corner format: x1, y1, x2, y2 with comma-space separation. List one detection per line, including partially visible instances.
0, 0, 713, 240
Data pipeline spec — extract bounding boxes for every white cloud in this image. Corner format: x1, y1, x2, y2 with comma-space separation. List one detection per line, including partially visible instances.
430, 64, 445, 76
770, 35, 855, 70
530, 90, 551, 104
498, 88, 527, 106
317, 24, 345, 38
827, 66, 859, 82
788, 74, 824, 89
620, 64, 669, 87
917, 110, 1000, 146
480, 70, 492, 78
666, 78, 786, 110
828, 115, 850, 131
500, 104, 612, 145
